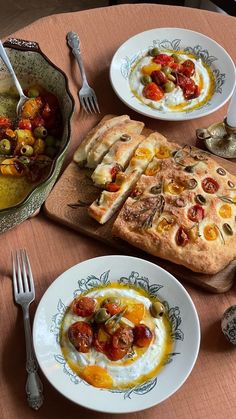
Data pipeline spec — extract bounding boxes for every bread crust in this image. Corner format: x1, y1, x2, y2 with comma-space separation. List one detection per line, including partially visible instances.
112, 138, 236, 274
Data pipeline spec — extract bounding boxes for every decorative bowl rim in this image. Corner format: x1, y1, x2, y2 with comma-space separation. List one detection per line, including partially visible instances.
33, 255, 201, 413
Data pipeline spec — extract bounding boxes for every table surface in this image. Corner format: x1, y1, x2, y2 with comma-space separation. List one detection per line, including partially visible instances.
1, 4, 236, 419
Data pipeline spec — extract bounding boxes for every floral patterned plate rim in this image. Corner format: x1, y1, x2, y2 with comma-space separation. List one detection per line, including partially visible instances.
110, 28, 235, 121
33, 255, 200, 413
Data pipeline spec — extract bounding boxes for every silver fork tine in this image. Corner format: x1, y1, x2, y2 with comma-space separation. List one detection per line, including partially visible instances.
12, 252, 18, 296
16, 250, 24, 293
23, 249, 35, 294
92, 93, 100, 113
81, 97, 88, 113
21, 249, 29, 293
89, 96, 97, 113
84, 96, 92, 113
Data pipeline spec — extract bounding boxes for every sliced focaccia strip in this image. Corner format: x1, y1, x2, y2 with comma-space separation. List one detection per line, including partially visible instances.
112, 140, 236, 274
73, 115, 130, 166
88, 132, 167, 224
86, 120, 144, 168
91, 133, 144, 187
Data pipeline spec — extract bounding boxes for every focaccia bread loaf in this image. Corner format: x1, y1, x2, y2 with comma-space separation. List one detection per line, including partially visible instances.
112, 137, 236, 274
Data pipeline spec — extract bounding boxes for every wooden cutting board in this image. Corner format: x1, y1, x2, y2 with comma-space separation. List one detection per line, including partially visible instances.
44, 117, 236, 294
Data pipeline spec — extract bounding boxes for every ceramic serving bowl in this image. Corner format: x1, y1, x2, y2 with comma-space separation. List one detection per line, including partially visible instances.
0, 38, 74, 233
33, 255, 200, 414
110, 28, 236, 121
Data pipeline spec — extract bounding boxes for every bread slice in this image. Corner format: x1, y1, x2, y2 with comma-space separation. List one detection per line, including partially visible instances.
86, 120, 144, 168
73, 115, 130, 166
91, 133, 144, 187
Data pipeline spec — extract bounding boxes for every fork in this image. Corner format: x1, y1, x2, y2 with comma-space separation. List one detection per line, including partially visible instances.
0, 40, 28, 116
66, 31, 100, 114
12, 249, 43, 410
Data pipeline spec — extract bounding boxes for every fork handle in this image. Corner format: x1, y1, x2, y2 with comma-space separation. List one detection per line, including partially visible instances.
23, 307, 44, 410
66, 32, 88, 85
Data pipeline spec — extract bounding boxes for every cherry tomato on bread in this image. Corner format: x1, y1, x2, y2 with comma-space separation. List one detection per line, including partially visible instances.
176, 226, 190, 247
202, 177, 219, 194
187, 204, 204, 222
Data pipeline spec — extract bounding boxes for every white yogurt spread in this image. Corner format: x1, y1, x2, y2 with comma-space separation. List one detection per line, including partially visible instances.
129, 52, 214, 112
61, 286, 172, 388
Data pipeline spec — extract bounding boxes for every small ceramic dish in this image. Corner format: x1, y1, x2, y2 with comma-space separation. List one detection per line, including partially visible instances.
33, 255, 200, 414
110, 28, 235, 121
0, 38, 74, 233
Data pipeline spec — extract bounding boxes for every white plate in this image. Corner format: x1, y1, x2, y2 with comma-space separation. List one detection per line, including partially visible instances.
110, 28, 236, 121
33, 255, 200, 414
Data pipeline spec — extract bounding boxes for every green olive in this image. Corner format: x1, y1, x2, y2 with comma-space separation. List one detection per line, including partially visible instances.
171, 53, 181, 62
163, 81, 175, 93
45, 135, 56, 147
34, 126, 48, 139
162, 66, 172, 76
150, 301, 165, 318
94, 308, 111, 323
28, 87, 40, 98
140, 74, 152, 86
149, 47, 160, 57
103, 297, 120, 306
20, 145, 34, 156
0, 139, 11, 155
18, 156, 30, 165
45, 146, 57, 158
167, 74, 176, 82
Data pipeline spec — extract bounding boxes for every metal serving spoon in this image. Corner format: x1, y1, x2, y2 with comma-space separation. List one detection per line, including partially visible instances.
0, 40, 28, 116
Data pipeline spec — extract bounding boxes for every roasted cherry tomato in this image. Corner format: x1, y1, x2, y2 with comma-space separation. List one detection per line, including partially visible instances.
143, 82, 164, 101
112, 326, 134, 350
106, 182, 120, 192
31, 116, 45, 129
104, 302, 121, 316
176, 226, 190, 246
18, 118, 32, 130
68, 321, 93, 353
105, 344, 128, 361
175, 73, 197, 99
151, 70, 167, 86
171, 62, 183, 72
71, 296, 96, 317
153, 53, 175, 67
182, 59, 195, 77
194, 85, 201, 98
110, 164, 122, 182
93, 327, 110, 353
202, 177, 219, 194
187, 204, 204, 222
42, 102, 52, 119
133, 324, 153, 348
0, 116, 12, 129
